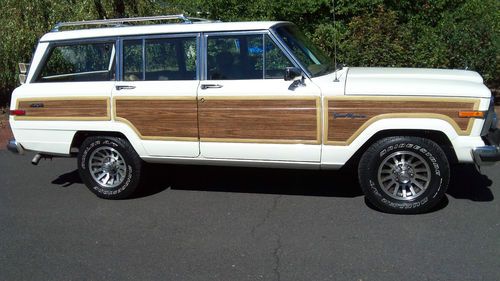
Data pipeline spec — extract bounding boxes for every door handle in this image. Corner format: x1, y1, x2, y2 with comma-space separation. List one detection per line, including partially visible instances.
116, 85, 136, 91
200, 84, 223, 90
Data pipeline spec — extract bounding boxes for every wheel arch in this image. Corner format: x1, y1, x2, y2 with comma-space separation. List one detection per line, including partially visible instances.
344, 129, 458, 169
70, 131, 130, 156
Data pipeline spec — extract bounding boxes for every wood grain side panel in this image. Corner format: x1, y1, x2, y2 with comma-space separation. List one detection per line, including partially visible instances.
326, 98, 478, 145
199, 99, 319, 143
16, 98, 109, 120
115, 99, 198, 140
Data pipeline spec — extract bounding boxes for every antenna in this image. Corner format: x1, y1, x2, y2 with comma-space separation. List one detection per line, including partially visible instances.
332, 0, 339, 82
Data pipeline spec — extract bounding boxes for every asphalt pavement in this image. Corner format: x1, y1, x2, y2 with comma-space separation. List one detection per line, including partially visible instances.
0, 151, 499, 281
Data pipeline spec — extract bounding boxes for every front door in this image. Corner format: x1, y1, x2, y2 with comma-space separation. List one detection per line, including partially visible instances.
198, 32, 322, 162
112, 35, 200, 158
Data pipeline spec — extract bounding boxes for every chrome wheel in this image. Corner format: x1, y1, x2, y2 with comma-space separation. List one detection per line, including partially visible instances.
377, 151, 431, 201
88, 146, 127, 188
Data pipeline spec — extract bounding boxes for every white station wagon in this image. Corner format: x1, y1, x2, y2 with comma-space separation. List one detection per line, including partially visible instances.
7, 15, 499, 214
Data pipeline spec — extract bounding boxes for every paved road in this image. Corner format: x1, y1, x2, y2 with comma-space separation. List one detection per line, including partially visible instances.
0, 151, 498, 281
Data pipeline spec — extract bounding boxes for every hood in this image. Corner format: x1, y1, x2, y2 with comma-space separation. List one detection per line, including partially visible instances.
345, 67, 491, 98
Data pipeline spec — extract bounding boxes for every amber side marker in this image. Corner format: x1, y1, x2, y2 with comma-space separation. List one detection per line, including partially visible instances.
458, 111, 485, 118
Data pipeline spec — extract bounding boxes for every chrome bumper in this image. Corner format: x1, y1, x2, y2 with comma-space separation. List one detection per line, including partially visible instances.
473, 127, 500, 166
6, 138, 24, 155
472, 146, 500, 166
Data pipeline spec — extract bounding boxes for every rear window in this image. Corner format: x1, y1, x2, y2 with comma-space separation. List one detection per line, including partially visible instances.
36, 42, 115, 82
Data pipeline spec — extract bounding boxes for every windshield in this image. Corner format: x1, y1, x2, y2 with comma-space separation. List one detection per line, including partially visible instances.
274, 24, 336, 77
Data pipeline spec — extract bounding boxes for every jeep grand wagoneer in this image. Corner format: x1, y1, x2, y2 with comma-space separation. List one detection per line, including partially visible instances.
7, 15, 499, 214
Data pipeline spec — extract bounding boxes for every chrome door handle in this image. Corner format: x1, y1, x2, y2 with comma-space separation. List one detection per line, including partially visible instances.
200, 84, 223, 90
116, 85, 136, 90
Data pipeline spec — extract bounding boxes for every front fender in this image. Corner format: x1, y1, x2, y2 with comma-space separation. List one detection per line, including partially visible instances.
321, 117, 484, 167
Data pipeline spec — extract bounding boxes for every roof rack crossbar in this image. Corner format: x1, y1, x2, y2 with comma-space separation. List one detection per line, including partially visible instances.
51, 14, 211, 32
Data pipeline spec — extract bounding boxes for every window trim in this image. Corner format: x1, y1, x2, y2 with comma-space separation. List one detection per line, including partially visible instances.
31, 37, 118, 84
118, 33, 201, 81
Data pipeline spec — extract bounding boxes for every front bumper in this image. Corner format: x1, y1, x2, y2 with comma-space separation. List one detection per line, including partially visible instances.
6, 138, 24, 155
473, 128, 500, 166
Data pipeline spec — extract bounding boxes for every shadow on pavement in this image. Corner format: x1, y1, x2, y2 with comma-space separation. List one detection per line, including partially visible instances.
447, 164, 494, 202
52, 169, 82, 187
50, 163, 494, 204
139, 164, 363, 198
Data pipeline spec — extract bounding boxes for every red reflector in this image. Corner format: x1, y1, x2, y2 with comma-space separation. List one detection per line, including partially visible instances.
10, 109, 26, 116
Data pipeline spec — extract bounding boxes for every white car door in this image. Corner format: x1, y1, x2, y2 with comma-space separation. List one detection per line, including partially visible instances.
198, 32, 322, 162
112, 35, 200, 158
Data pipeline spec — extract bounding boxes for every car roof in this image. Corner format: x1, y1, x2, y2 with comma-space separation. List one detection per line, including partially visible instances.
40, 21, 288, 42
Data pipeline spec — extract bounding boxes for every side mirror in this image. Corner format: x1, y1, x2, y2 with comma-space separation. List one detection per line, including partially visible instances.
284, 67, 302, 81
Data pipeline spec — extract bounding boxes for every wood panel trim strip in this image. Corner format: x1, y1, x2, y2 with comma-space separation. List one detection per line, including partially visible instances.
14, 97, 111, 121
324, 96, 481, 146
199, 137, 320, 144
199, 96, 322, 144
113, 97, 199, 142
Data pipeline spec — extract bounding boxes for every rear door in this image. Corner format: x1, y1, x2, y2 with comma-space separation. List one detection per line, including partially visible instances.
198, 32, 322, 162
112, 34, 200, 158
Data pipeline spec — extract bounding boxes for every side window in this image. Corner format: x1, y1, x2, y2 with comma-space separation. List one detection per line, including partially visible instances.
36, 42, 115, 82
123, 37, 197, 81
265, 37, 294, 79
123, 40, 143, 81
207, 34, 262, 80
207, 34, 293, 80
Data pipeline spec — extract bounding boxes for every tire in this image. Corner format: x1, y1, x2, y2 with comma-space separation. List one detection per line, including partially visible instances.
77, 136, 143, 199
358, 136, 450, 214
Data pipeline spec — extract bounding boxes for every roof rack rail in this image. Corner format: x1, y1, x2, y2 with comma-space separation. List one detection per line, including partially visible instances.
51, 14, 214, 32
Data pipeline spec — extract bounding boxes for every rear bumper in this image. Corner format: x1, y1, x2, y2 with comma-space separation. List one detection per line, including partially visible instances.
6, 138, 24, 155
473, 128, 500, 166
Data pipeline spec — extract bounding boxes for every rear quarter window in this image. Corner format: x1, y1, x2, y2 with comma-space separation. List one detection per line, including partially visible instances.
36, 42, 115, 82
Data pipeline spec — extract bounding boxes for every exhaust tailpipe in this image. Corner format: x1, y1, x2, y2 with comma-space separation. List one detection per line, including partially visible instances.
31, 154, 42, 165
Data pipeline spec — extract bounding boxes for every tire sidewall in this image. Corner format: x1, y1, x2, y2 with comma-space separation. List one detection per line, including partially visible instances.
361, 138, 449, 213
78, 137, 138, 199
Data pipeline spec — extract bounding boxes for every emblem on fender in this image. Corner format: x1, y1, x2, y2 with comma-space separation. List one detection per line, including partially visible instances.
332, 112, 367, 119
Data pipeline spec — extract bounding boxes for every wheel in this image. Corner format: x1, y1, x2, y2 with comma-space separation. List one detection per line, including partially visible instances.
77, 136, 143, 199
358, 136, 450, 214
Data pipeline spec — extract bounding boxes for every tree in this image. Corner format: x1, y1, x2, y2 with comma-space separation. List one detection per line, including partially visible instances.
0, 0, 498, 105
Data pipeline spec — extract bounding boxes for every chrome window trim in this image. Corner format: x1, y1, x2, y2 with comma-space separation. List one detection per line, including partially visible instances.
199, 32, 206, 81
116, 38, 122, 82
31, 26, 308, 83
262, 35, 266, 79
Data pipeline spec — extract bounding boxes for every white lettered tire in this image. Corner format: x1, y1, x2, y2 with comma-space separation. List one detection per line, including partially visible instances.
358, 136, 450, 214
77, 136, 143, 199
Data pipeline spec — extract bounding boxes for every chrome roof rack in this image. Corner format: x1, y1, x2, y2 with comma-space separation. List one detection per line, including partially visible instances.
51, 14, 214, 32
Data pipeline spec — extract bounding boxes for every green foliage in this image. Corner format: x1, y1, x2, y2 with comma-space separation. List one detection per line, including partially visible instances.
343, 6, 411, 67
0, 0, 498, 105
